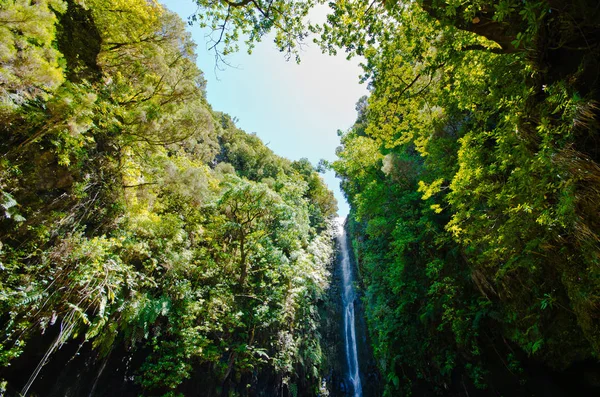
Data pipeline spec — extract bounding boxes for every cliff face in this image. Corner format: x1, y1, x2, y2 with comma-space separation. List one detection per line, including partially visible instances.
347, 233, 381, 397
319, 227, 381, 397
318, 237, 347, 396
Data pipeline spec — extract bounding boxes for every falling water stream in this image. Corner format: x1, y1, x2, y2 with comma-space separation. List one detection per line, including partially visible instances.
337, 219, 363, 397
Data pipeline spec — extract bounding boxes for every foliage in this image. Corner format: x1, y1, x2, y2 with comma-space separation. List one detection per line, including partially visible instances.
328, 0, 600, 394
185, 0, 600, 391
0, 0, 66, 113
1, 0, 599, 395
191, 0, 319, 63
0, 1, 337, 395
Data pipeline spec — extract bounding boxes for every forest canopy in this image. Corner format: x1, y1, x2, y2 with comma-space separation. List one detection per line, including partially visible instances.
323, 0, 600, 395
0, 0, 337, 395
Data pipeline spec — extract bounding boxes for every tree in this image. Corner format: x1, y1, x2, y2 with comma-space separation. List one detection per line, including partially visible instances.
0, 2, 337, 395
0, 0, 66, 113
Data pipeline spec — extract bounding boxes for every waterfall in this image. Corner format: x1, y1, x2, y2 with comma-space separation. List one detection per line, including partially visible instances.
337, 219, 363, 397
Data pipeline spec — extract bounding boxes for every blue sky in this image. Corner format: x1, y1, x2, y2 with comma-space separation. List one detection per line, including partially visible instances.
160, 1, 368, 216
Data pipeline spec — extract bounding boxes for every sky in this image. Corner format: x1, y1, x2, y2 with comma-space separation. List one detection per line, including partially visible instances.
160, 1, 368, 216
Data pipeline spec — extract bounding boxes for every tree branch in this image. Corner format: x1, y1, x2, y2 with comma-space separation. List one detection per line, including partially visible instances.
221, 0, 253, 7
122, 182, 158, 188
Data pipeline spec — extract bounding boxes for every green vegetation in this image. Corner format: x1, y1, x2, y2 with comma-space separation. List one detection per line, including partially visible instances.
190, 0, 600, 393
327, 0, 600, 395
2, 0, 600, 396
0, 0, 336, 395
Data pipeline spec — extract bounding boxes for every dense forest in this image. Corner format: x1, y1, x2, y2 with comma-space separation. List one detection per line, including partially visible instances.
0, 1, 337, 395
2, 0, 600, 396
328, 0, 600, 396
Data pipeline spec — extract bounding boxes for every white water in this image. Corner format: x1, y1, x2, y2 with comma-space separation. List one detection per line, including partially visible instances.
337, 219, 363, 397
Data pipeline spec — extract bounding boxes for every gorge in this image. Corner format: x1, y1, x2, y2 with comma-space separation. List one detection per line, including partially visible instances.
2, 0, 600, 396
